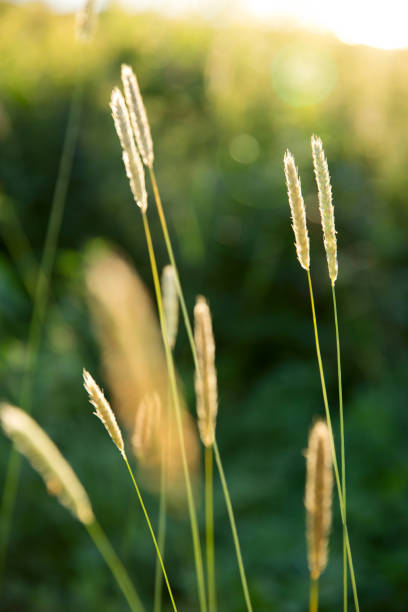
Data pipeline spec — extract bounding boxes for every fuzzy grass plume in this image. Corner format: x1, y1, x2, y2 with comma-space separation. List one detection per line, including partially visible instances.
311, 136, 337, 284
284, 150, 310, 271
194, 296, 218, 448
162, 265, 179, 351
132, 392, 162, 463
83, 369, 125, 458
110, 88, 147, 212
0, 403, 94, 525
305, 420, 333, 581
121, 64, 154, 168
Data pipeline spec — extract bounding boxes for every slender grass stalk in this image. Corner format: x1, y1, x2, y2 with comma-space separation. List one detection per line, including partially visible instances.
309, 578, 319, 612
153, 449, 167, 612
141, 211, 207, 612
123, 455, 178, 612
205, 446, 216, 612
213, 440, 253, 612
86, 519, 145, 612
0, 77, 84, 583
306, 271, 359, 612
147, 169, 252, 611
332, 284, 348, 611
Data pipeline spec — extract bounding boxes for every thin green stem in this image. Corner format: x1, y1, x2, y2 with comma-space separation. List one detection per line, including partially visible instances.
122, 454, 177, 612
309, 578, 319, 612
0, 78, 84, 584
147, 169, 253, 611
86, 519, 144, 612
153, 444, 167, 612
306, 270, 359, 612
332, 284, 348, 612
213, 440, 253, 612
141, 211, 207, 612
205, 445, 216, 612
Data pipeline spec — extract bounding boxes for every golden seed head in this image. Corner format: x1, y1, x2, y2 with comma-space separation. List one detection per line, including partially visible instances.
110, 87, 147, 213
75, 0, 97, 42
83, 369, 125, 457
194, 296, 218, 447
284, 150, 310, 271
121, 65, 154, 168
161, 265, 179, 351
132, 392, 162, 462
0, 404, 94, 525
311, 135, 338, 284
305, 420, 333, 580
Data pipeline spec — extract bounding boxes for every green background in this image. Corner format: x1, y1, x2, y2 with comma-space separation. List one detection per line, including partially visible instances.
0, 3, 408, 609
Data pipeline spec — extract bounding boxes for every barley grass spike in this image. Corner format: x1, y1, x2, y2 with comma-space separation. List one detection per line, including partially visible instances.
284, 151, 310, 271
121, 65, 154, 168
194, 296, 218, 448
110, 87, 147, 212
83, 369, 125, 458
0, 403, 94, 525
311, 135, 337, 284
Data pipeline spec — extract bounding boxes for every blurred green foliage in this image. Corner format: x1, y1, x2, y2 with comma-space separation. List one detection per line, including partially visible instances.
1, 2, 408, 610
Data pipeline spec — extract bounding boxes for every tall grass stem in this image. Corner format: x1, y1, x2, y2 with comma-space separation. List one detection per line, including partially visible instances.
205, 446, 216, 612
141, 211, 207, 612
86, 519, 145, 612
153, 454, 167, 612
0, 77, 84, 583
213, 440, 253, 612
306, 271, 359, 611
309, 578, 318, 612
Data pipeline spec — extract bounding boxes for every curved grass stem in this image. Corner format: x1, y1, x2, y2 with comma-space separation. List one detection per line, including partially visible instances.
0, 77, 84, 584
141, 211, 207, 612
306, 271, 359, 612
86, 518, 144, 612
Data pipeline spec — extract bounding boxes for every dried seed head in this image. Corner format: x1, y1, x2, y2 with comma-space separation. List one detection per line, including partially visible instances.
132, 392, 162, 462
284, 151, 310, 271
121, 65, 154, 168
161, 265, 179, 351
110, 87, 147, 213
311, 135, 338, 284
194, 296, 218, 447
305, 420, 333, 580
0, 404, 94, 525
76, 0, 96, 42
83, 369, 125, 457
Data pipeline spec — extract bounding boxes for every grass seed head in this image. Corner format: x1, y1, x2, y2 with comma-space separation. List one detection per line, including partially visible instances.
132, 392, 162, 462
194, 296, 218, 447
284, 150, 310, 271
0, 404, 94, 525
305, 420, 333, 580
76, 0, 96, 41
311, 135, 338, 284
110, 87, 147, 212
162, 265, 179, 351
121, 65, 154, 168
83, 369, 125, 457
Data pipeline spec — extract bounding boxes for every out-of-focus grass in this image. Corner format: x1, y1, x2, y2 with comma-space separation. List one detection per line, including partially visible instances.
1, 2, 408, 610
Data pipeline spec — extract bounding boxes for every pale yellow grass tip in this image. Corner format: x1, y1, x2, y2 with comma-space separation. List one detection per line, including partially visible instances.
132, 392, 162, 463
121, 65, 154, 168
284, 150, 310, 271
83, 369, 125, 457
162, 265, 179, 351
76, 0, 96, 42
305, 420, 333, 580
0, 404, 94, 525
110, 87, 147, 213
194, 296, 218, 447
311, 135, 338, 284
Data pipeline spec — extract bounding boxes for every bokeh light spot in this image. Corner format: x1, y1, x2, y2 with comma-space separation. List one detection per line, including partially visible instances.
229, 133, 260, 164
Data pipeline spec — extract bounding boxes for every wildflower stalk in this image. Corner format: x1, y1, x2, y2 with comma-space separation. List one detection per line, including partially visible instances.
141, 211, 207, 612
148, 167, 253, 611
306, 271, 359, 612
0, 77, 84, 583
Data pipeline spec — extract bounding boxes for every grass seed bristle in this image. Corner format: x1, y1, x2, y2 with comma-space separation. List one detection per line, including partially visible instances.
110, 87, 147, 212
284, 150, 310, 271
0, 403, 94, 525
83, 369, 125, 457
305, 420, 333, 580
311, 135, 338, 284
194, 296, 218, 448
121, 64, 154, 168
